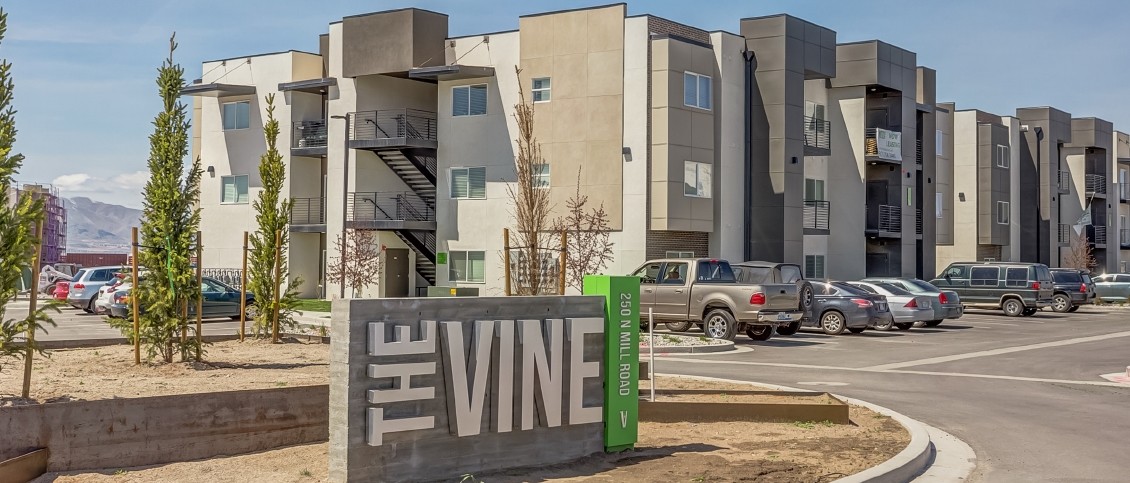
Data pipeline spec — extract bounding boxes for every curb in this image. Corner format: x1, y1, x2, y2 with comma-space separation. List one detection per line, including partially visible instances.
654, 374, 963, 483
641, 340, 735, 354
41, 334, 241, 350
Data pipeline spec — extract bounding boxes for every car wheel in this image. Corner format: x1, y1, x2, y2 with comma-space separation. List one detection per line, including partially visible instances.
873, 318, 894, 331
231, 302, 258, 321
924, 320, 943, 328
1051, 294, 1071, 313
1067, 305, 1080, 313
664, 321, 693, 332
84, 295, 97, 314
847, 327, 866, 334
1022, 308, 1038, 317
1002, 298, 1024, 317
775, 322, 801, 336
703, 309, 738, 341
820, 311, 846, 335
894, 323, 913, 331
746, 325, 774, 341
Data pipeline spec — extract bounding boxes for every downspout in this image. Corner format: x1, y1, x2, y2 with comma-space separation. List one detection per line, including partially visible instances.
743, 49, 755, 262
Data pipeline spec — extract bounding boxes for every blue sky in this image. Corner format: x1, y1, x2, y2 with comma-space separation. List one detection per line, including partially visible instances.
5, 0, 1127, 208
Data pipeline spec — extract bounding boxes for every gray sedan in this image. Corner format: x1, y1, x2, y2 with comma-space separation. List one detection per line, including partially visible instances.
861, 277, 963, 327
1094, 273, 1130, 303
845, 281, 934, 331
802, 281, 892, 335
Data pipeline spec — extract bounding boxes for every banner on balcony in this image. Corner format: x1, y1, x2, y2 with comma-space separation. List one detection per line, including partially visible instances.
876, 128, 902, 161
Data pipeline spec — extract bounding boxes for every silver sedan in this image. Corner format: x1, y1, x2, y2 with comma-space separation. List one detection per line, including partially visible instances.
846, 281, 935, 331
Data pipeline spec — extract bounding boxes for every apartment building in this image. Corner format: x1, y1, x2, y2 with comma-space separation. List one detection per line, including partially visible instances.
5, 184, 67, 266
1116, 132, 1130, 272
187, 5, 944, 298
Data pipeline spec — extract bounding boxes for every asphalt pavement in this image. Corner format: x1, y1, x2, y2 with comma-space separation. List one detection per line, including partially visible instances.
651, 307, 1130, 483
3, 298, 245, 342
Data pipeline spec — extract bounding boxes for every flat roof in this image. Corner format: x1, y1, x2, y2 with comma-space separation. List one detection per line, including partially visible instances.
180, 83, 255, 98
203, 49, 318, 65
278, 77, 337, 94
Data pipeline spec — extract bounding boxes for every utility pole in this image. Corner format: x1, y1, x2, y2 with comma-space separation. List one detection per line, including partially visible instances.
21, 219, 43, 398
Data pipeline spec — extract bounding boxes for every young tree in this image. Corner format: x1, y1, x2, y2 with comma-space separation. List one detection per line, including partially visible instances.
506, 67, 553, 295
1065, 229, 1097, 272
247, 94, 301, 338
119, 34, 203, 363
552, 168, 615, 292
326, 229, 384, 298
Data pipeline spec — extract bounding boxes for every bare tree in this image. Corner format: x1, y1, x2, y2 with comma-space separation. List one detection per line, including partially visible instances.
506, 67, 554, 295
552, 168, 615, 292
1064, 229, 1097, 272
326, 229, 384, 298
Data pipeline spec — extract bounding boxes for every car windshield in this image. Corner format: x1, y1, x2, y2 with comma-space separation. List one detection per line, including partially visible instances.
874, 282, 913, 296
903, 279, 940, 293
1052, 271, 1081, 283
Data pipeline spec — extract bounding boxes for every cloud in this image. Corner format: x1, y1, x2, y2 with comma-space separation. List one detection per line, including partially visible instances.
51, 170, 149, 209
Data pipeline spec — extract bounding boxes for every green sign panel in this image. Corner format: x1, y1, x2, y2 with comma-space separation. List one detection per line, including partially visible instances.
583, 275, 640, 452
436, 252, 447, 264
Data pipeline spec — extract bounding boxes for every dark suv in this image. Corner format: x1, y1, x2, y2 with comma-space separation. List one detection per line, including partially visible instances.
931, 262, 1054, 317
1048, 268, 1096, 313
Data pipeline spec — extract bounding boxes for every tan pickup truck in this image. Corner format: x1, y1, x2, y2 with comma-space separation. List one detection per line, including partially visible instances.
630, 258, 805, 341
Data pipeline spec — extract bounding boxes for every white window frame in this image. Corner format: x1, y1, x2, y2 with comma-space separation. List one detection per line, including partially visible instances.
996, 201, 1010, 225
936, 192, 944, 219
805, 255, 826, 279
996, 144, 1009, 168
665, 251, 694, 258
936, 130, 944, 156
683, 161, 712, 199
683, 71, 712, 111
532, 77, 551, 103
449, 167, 487, 199
222, 101, 250, 131
220, 175, 249, 204
448, 250, 486, 283
532, 163, 550, 189
804, 178, 825, 201
452, 84, 488, 117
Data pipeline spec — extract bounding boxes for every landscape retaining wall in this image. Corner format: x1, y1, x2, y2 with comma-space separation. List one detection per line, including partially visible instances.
0, 384, 329, 472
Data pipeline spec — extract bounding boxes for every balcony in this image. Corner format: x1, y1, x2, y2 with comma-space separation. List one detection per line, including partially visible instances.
289, 197, 326, 232
803, 116, 830, 156
1121, 229, 1130, 249
1090, 225, 1107, 246
1085, 174, 1106, 197
803, 200, 829, 233
915, 208, 923, 235
866, 204, 902, 237
915, 139, 923, 169
347, 191, 436, 231
1058, 224, 1072, 246
864, 128, 902, 164
349, 109, 438, 151
1057, 170, 1071, 194
292, 120, 327, 157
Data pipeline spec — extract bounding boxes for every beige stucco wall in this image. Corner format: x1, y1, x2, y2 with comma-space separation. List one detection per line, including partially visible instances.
936, 110, 979, 269
802, 79, 831, 274
825, 87, 866, 279
711, 31, 746, 261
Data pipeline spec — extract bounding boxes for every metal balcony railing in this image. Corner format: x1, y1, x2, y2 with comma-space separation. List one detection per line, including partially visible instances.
1121, 229, 1130, 248
1091, 225, 1107, 245
292, 120, 327, 149
348, 191, 435, 223
803, 116, 830, 151
1057, 170, 1071, 194
803, 200, 829, 230
915, 208, 923, 235
350, 109, 438, 143
1058, 224, 1072, 245
915, 139, 923, 166
869, 204, 902, 233
289, 197, 325, 225
1085, 174, 1107, 195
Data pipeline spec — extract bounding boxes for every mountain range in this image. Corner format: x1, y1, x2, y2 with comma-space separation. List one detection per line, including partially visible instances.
65, 197, 141, 253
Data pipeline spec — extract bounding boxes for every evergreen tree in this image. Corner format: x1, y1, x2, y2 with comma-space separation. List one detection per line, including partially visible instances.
0, 8, 56, 374
247, 94, 301, 338
120, 34, 203, 362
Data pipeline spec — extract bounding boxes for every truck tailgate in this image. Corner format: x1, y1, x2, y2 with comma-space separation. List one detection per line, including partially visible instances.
760, 283, 798, 310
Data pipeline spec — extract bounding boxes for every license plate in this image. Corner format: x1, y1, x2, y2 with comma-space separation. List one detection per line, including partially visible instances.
776, 313, 793, 321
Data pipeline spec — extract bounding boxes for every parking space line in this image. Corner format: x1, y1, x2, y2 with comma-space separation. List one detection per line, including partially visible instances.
862, 330, 1130, 370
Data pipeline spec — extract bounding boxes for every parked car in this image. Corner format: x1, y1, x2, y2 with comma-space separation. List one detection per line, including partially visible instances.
109, 277, 255, 320
1048, 268, 1096, 312
631, 258, 804, 341
930, 262, 1054, 317
731, 261, 811, 336
66, 266, 122, 313
862, 277, 964, 326
845, 281, 935, 330
801, 281, 891, 335
1093, 273, 1130, 303
94, 276, 127, 315
52, 280, 70, 302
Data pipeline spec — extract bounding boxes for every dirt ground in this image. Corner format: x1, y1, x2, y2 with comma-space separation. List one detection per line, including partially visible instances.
0, 338, 329, 405
28, 372, 908, 483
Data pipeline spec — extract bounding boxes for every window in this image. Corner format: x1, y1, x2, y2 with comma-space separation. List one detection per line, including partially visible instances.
449, 251, 485, 283
696, 260, 736, 283
453, 84, 488, 117
532, 78, 551, 103
221, 175, 249, 204
997, 201, 1010, 225
996, 144, 1009, 168
665, 251, 694, 258
90, 270, 113, 282
936, 192, 944, 219
532, 163, 550, 189
779, 265, 803, 283
805, 255, 825, 279
633, 263, 662, 284
804, 101, 826, 136
661, 262, 688, 285
942, 265, 968, 279
733, 265, 770, 284
201, 279, 227, 293
683, 72, 712, 110
450, 167, 487, 199
1052, 271, 1082, 284
851, 283, 878, 294
684, 161, 712, 198
969, 266, 1000, 286
222, 101, 250, 130
936, 130, 944, 156
1004, 267, 1029, 287
804, 178, 825, 201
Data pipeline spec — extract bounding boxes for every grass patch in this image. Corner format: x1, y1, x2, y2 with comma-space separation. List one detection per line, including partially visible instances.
293, 299, 331, 312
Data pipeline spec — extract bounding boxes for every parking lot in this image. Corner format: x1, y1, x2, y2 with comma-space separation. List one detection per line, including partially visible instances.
3, 299, 243, 342
654, 307, 1130, 483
